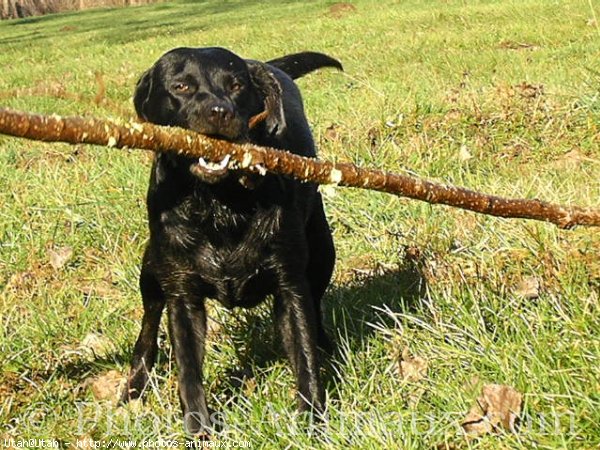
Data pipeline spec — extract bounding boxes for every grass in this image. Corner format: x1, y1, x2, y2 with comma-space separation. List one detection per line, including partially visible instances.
0, 0, 599, 448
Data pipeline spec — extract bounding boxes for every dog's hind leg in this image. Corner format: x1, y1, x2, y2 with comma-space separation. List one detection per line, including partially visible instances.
166, 292, 211, 436
120, 249, 165, 403
274, 275, 325, 415
305, 195, 336, 354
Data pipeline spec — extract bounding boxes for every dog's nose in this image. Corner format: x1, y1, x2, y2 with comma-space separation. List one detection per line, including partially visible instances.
208, 104, 234, 125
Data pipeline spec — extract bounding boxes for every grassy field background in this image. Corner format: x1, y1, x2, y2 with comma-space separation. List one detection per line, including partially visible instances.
1, 0, 599, 448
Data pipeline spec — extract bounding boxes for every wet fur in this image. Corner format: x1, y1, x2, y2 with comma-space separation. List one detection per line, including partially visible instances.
120, 47, 341, 434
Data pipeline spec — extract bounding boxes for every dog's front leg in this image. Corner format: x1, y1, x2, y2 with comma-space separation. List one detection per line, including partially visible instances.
274, 281, 325, 415
167, 296, 211, 435
121, 251, 165, 403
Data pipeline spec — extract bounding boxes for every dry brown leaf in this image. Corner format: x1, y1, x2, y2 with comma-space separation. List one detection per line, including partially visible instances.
79, 332, 114, 358
498, 40, 540, 51
367, 126, 380, 149
553, 149, 599, 169
461, 383, 523, 437
323, 123, 341, 142
5, 270, 36, 292
514, 82, 544, 99
515, 277, 540, 299
87, 370, 126, 402
398, 347, 428, 382
561, 149, 586, 165
329, 2, 357, 18
48, 246, 73, 270
78, 279, 121, 300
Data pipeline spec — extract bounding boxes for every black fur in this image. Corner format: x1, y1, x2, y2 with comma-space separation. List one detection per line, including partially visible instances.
121, 47, 341, 434
267, 51, 343, 79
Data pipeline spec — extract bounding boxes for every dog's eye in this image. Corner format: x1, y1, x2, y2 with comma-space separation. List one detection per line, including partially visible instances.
231, 81, 243, 93
172, 82, 190, 93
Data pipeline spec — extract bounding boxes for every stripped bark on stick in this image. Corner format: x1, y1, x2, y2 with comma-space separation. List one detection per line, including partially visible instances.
0, 107, 598, 229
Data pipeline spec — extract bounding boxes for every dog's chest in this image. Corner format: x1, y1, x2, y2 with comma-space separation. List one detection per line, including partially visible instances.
196, 239, 277, 309
163, 196, 282, 308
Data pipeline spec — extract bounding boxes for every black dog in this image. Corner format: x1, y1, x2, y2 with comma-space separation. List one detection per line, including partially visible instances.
120, 47, 341, 434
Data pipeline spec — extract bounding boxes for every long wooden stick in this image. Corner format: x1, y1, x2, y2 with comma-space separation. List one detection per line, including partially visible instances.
0, 107, 598, 229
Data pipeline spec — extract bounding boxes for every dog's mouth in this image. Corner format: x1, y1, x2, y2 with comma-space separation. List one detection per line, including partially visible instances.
189, 154, 263, 190
188, 108, 269, 186
197, 155, 231, 172
190, 154, 232, 184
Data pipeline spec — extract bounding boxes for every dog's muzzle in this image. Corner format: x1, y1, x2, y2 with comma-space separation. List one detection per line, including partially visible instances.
188, 108, 268, 185
189, 154, 231, 184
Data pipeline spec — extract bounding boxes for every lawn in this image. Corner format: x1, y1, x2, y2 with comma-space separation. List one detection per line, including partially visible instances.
0, 0, 599, 448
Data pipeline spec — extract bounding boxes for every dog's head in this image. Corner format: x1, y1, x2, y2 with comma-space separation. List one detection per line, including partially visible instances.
134, 47, 286, 141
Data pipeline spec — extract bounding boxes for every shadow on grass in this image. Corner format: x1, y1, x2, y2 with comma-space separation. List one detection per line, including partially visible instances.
0, 0, 323, 47
326, 258, 427, 346
216, 251, 429, 397
0, 1, 243, 45
49, 252, 427, 405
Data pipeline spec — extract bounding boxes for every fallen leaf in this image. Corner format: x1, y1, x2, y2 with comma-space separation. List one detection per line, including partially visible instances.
444, 109, 462, 122
498, 40, 540, 51
515, 277, 540, 299
398, 347, 428, 382
5, 270, 36, 292
323, 124, 341, 142
459, 144, 473, 162
553, 149, 598, 169
329, 2, 357, 18
514, 82, 544, 99
461, 383, 523, 437
79, 333, 114, 358
78, 279, 120, 301
48, 246, 73, 270
562, 149, 586, 164
87, 370, 126, 402
404, 245, 422, 262
367, 126, 380, 149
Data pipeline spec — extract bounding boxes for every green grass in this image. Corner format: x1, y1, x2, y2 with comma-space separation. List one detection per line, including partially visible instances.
1, 0, 599, 448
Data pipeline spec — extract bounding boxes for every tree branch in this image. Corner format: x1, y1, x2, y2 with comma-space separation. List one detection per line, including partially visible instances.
0, 107, 598, 229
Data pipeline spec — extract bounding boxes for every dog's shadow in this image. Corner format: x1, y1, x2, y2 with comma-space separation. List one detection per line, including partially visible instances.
217, 250, 429, 396
52, 252, 428, 405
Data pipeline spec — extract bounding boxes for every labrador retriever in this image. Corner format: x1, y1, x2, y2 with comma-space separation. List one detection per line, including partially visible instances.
120, 47, 341, 434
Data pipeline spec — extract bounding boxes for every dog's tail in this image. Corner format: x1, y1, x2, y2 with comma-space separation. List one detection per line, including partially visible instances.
267, 52, 343, 79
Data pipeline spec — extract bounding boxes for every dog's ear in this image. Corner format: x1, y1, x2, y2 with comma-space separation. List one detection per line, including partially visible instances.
247, 61, 286, 136
133, 68, 155, 122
